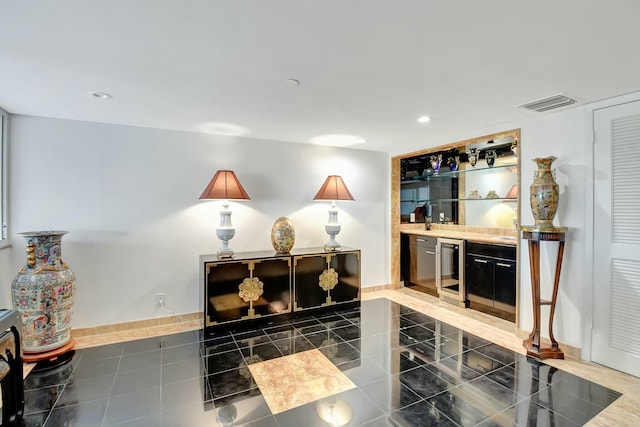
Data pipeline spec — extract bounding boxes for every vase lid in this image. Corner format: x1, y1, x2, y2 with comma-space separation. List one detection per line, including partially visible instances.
18, 230, 69, 237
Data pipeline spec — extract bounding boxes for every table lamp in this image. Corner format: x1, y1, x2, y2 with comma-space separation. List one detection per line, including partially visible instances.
313, 175, 355, 251
199, 170, 250, 258
505, 184, 518, 200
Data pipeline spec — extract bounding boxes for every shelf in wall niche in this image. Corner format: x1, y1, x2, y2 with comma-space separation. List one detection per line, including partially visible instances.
401, 163, 517, 183
401, 197, 517, 203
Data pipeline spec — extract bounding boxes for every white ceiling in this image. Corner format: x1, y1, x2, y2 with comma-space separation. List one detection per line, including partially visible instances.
1, 1, 639, 154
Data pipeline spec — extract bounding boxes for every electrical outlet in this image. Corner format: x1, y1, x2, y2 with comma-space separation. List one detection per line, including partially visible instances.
156, 293, 166, 307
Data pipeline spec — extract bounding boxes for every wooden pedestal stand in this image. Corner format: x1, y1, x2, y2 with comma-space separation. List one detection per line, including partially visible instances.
521, 226, 567, 360
24, 339, 76, 364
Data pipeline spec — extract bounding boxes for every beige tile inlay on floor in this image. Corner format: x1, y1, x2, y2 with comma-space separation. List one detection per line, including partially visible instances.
247, 348, 356, 414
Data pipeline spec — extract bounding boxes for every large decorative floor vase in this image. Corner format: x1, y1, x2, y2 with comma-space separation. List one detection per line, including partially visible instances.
11, 231, 75, 354
530, 157, 560, 230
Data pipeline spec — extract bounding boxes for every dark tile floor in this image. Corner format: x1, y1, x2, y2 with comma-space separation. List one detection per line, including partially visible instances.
20, 299, 621, 426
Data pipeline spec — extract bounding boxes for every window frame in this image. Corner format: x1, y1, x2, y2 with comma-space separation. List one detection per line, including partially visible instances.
0, 107, 8, 245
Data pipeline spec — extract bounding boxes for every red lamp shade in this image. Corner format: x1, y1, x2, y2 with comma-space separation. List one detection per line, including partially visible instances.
199, 170, 250, 200
313, 175, 355, 201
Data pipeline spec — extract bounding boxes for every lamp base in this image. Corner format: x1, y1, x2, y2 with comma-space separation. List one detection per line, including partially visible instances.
216, 249, 234, 258
324, 242, 341, 251
324, 222, 341, 252
216, 224, 235, 259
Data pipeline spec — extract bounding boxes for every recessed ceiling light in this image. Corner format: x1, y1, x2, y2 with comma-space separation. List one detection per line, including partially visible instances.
417, 116, 431, 123
88, 91, 112, 99
284, 79, 300, 86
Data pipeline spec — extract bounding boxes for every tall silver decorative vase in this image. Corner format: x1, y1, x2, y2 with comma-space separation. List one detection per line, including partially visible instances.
11, 231, 75, 355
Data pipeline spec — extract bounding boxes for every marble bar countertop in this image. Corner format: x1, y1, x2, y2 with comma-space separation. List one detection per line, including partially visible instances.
400, 225, 518, 246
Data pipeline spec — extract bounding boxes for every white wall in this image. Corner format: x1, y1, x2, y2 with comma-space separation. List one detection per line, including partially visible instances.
2, 116, 390, 328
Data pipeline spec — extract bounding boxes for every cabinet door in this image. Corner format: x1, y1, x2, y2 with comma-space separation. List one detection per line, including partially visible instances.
411, 238, 437, 289
293, 251, 360, 311
494, 260, 516, 307
465, 255, 495, 301
205, 257, 291, 326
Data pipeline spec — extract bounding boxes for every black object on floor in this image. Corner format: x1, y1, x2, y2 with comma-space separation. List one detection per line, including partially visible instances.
32, 350, 76, 373
0, 309, 25, 426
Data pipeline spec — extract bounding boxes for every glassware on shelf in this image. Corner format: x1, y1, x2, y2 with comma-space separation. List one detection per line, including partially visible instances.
468, 190, 481, 199
448, 156, 460, 171
430, 154, 443, 175
485, 150, 497, 168
467, 148, 478, 167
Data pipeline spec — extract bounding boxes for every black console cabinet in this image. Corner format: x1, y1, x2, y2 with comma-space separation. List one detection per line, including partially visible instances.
201, 248, 360, 332
293, 251, 360, 311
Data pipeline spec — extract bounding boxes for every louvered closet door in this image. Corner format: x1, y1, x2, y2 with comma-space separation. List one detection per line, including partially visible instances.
592, 100, 640, 376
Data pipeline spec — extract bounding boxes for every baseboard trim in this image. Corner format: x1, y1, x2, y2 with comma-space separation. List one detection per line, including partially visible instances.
71, 288, 392, 340
73, 287, 391, 338
362, 284, 393, 293
72, 312, 203, 338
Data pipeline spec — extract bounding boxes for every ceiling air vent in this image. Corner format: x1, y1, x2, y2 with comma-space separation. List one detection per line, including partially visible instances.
518, 94, 577, 112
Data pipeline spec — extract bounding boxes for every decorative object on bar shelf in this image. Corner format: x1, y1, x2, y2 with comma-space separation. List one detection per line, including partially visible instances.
530, 156, 560, 230
485, 149, 497, 167
11, 230, 76, 362
271, 217, 295, 254
448, 156, 460, 171
486, 190, 500, 199
504, 184, 518, 201
199, 170, 251, 258
468, 189, 481, 199
430, 154, 443, 175
467, 148, 478, 167
511, 139, 518, 157
313, 175, 355, 251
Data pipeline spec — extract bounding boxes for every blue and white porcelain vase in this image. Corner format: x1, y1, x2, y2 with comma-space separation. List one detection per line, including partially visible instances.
448, 156, 460, 171
430, 154, 442, 175
11, 231, 75, 353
